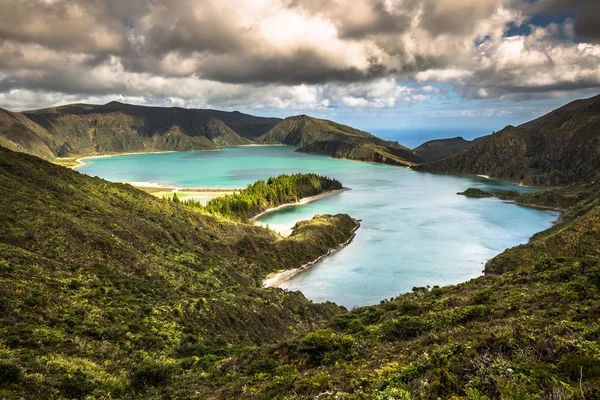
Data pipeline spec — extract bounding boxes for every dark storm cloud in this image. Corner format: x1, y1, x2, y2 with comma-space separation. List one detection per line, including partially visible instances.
0, 0, 132, 54
532, 0, 600, 42
419, 1, 501, 37
288, 0, 412, 39
195, 49, 387, 84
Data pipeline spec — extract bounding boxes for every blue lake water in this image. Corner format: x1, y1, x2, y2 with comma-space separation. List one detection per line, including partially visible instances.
78, 146, 559, 308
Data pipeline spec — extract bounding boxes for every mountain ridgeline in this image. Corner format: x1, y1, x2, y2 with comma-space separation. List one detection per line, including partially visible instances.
416, 94, 600, 185
258, 115, 423, 166
3, 94, 600, 177
1, 102, 281, 157
413, 136, 487, 163
0, 102, 424, 166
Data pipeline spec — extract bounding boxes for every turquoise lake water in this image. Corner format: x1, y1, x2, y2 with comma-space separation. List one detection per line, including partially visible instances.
78, 146, 559, 308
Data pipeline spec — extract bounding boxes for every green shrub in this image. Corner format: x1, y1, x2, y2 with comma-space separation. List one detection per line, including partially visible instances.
247, 357, 279, 375
0, 362, 20, 384
57, 370, 94, 399
380, 316, 429, 341
473, 289, 494, 304
297, 329, 357, 365
588, 264, 600, 289
560, 353, 600, 381
130, 361, 176, 390
371, 386, 411, 400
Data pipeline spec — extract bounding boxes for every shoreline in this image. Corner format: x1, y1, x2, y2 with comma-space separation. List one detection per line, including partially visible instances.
65, 144, 413, 171
73, 150, 179, 169
70, 145, 291, 169
251, 188, 350, 221
263, 219, 361, 288
130, 183, 240, 199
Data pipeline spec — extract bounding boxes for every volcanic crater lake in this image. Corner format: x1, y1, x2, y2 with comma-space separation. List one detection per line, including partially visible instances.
78, 146, 559, 308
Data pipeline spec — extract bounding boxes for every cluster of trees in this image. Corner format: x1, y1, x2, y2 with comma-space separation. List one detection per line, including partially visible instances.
176, 173, 342, 221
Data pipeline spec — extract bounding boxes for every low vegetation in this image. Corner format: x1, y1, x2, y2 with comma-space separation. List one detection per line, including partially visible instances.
0, 147, 358, 399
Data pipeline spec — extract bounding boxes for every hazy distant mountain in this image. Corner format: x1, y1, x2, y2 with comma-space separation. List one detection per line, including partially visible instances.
413, 136, 488, 163
259, 115, 423, 166
416, 94, 600, 186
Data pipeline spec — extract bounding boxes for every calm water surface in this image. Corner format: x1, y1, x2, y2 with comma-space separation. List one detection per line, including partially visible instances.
79, 146, 559, 308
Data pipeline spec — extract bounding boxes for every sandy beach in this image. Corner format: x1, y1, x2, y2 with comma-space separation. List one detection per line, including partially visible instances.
132, 184, 240, 200
72, 151, 182, 169
263, 219, 360, 288
251, 188, 350, 221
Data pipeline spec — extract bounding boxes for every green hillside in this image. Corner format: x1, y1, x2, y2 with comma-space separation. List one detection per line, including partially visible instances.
413, 136, 487, 163
0, 108, 57, 158
0, 103, 424, 167
1, 95, 600, 399
0, 146, 358, 398
416, 94, 600, 186
0, 102, 283, 160
1, 131, 599, 399
259, 115, 423, 166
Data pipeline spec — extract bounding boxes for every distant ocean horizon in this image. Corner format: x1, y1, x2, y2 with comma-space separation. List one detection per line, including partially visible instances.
369, 128, 493, 149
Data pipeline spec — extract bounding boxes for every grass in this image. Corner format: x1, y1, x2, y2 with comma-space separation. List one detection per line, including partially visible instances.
0, 146, 358, 399
1, 144, 599, 398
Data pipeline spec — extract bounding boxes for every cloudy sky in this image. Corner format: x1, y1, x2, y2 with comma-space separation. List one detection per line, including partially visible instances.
0, 0, 599, 139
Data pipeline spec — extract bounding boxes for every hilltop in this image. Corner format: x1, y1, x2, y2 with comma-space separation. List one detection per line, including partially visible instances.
416, 94, 600, 186
413, 136, 487, 163
260, 115, 423, 166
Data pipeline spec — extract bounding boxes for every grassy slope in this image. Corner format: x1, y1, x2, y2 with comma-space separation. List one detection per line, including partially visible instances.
258, 115, 423, 166
3, 101, 421, 168
0, 102, 282, 159
0, 147, 360, 399
0, 108, 56, 158
22, 102, 264, 157
416, 94, 600, 186
195, 176, 600, 399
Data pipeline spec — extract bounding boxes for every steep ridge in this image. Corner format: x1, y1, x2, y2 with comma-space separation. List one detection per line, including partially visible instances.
416, 94, 600, 186
413, 135, 487, 162
259, 115, 423, 166
0, 108, 56, 158
1, 102, 424, 167
0, 146, 360, 398
19, 102, 284, 157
